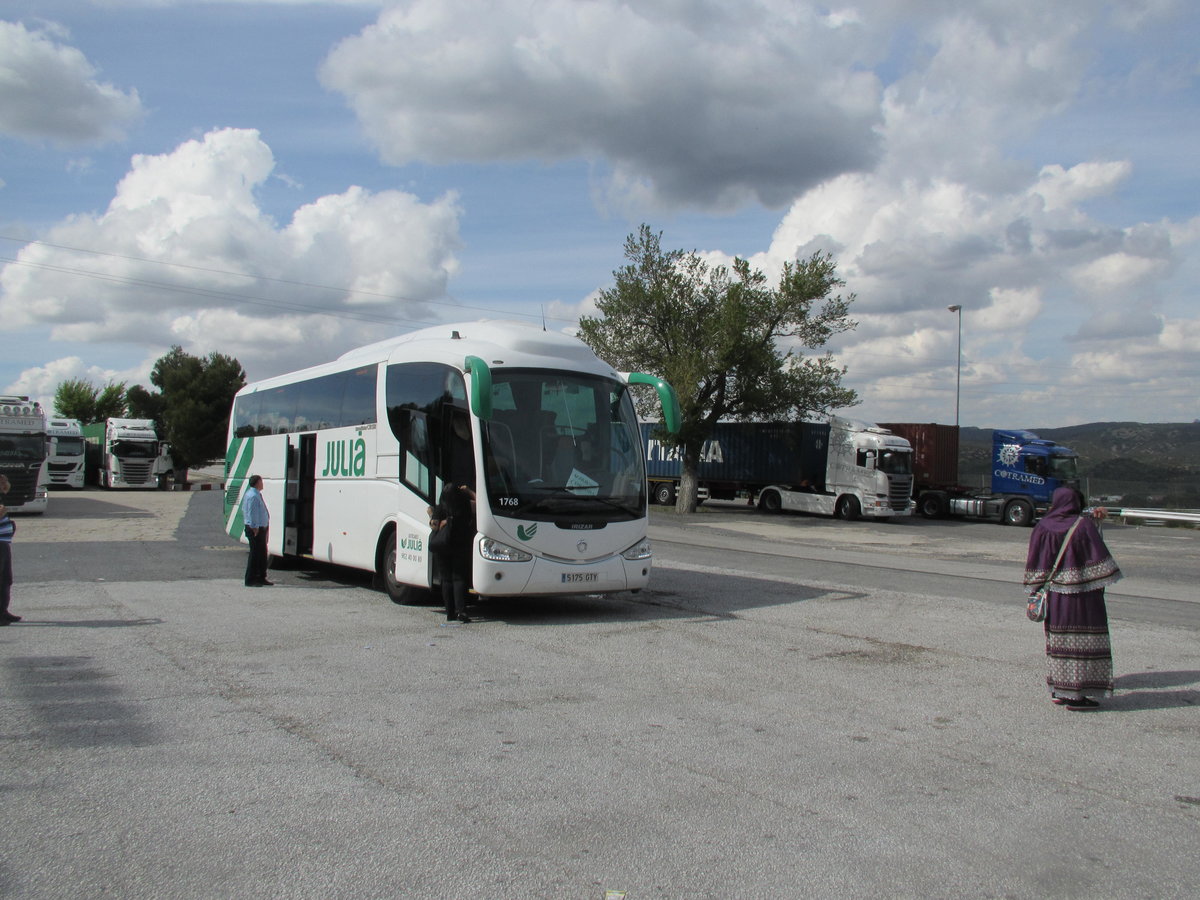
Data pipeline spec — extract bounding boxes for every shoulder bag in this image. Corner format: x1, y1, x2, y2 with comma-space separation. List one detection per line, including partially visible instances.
1026, 518, 1082, 622
430, 516, 453, 554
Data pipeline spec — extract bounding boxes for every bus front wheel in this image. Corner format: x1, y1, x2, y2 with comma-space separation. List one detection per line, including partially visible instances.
380, 533, 422, 605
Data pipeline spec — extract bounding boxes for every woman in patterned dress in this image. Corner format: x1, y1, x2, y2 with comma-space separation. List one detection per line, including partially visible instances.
1023, 487, 1123, 710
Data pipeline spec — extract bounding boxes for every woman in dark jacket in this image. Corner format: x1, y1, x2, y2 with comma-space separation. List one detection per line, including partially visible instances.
1023, 487, 1122, 710
430, 483, 476, 623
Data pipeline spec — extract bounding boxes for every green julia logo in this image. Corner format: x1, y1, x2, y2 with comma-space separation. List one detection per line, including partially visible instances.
517, 523, 537, 541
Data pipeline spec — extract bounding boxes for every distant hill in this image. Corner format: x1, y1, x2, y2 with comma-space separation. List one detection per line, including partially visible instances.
956, 422, 1200, 508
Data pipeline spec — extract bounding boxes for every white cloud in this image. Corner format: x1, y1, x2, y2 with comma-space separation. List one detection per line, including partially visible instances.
320, 0, 884, 210
0, 128, 464, 380
4, 354, 157, 414
1035, 162, 1133, 212
663, 0, 1199, 427
1069, 251, 1168, 294
0, 20, 143, 144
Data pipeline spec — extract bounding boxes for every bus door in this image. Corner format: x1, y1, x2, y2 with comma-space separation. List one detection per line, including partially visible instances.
438, 405, 476, 490
284, 433, 316, 557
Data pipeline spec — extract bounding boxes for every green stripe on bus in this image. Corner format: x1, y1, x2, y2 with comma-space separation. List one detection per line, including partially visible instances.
224, 436, 254, 538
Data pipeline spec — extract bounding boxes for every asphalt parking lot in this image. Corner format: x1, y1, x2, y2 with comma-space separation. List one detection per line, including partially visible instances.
1, 490, 1197, 899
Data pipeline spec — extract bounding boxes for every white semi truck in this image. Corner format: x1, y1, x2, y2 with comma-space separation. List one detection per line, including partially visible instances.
644, 416, 915, 520
0, 395, 50, 513
47, 417, 87, 488
82, 418, 175, 489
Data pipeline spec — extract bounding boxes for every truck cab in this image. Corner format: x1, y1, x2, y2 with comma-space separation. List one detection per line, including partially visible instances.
0, 396, 50, 513
990, 429, 1079, 506
47, 418, 87, 488
823, 417, 915, 519
84, 418, 175, 489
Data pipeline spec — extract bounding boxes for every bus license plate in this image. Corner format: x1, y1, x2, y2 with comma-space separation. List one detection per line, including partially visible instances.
562, 573, 598, 583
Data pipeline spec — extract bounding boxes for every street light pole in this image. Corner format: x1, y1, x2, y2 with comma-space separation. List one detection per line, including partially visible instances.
947, 305, 962, 428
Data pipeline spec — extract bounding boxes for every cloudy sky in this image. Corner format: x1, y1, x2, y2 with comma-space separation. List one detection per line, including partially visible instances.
2, 0, 1197, 428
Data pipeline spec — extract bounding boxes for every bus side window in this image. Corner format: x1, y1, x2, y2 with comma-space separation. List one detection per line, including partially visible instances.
387, 361, 465, 501
403, 414, 431, 496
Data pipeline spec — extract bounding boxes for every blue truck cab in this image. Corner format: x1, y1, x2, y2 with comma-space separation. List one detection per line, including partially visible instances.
990, 429, 1080, 507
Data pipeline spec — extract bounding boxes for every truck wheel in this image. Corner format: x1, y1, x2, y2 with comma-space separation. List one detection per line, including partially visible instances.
758, 489, 782, 513
1004, 500, 1033, 527
835, 496, 861, 521
653, 482, 675, 506
919, 493, 945, 518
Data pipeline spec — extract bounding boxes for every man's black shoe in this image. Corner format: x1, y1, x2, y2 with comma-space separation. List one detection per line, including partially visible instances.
3, 613, 22, 622
259, 580, 274, 586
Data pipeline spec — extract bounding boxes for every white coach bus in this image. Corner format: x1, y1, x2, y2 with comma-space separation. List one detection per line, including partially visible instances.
224, 321, 679, 603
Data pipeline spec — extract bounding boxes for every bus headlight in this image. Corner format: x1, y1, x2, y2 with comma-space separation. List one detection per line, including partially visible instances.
621, 538, 652, 561
479, 538, 533, 563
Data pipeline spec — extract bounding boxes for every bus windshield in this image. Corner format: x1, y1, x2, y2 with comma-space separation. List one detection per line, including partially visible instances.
482, 370, 645, 522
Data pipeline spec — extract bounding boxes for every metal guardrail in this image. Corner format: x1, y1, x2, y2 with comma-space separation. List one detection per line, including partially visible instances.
1112, 508, 1200, 526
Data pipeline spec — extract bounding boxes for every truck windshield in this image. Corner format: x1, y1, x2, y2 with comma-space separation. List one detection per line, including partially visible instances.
876, 449, 912, 476
55, 437, 85, 457
1049, 455, 1078, 480
112, 440, 158, 459
481, 369, 645, 522
0, 435, 46, 460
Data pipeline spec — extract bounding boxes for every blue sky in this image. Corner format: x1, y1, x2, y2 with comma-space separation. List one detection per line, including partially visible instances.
2, 0, 1198, 428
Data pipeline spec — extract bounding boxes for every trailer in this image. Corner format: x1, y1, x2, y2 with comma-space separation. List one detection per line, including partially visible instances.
0, 395, 50, 513
643, 417, 914, 520
878, 423, 1079, 526
47, 417, 87, 488
82, 418, 175, 489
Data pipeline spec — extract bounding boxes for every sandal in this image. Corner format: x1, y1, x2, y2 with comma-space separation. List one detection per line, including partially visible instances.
1064, 697, 1100, 710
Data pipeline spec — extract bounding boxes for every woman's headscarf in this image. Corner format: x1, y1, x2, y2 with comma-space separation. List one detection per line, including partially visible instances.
1023, 487, 1122, 593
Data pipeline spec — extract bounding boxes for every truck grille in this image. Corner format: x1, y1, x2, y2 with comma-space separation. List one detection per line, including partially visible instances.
120, 460, 154, 485
889, 476, 913, 511
0, 467, 38, 504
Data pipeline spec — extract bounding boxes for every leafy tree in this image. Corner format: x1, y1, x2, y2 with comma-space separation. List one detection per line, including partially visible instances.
126, 384, 166, 422
578, 225, 858, 512
131, 346, 246, 478
96, 382, 128, 421
53, 378, 127, 423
